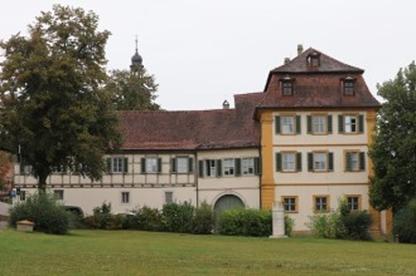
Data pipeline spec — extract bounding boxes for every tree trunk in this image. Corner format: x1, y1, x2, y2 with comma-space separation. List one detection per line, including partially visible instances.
38, 173, 48, 192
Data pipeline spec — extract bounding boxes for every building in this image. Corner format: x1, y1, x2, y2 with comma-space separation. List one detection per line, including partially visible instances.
13, 45, 391, 234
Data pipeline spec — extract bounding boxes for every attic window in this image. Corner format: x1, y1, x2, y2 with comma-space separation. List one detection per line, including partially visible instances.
281, 79, 294, 96
307, 53, 320, 67
343, 78, 355, 96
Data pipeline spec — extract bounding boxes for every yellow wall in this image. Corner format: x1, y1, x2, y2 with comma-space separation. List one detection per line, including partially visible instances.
260, 111, 275, 209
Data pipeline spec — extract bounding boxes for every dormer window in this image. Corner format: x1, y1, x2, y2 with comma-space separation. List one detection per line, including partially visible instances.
307, 52, 320, 67
281, 77, 294, 96
343, 78, 355, 96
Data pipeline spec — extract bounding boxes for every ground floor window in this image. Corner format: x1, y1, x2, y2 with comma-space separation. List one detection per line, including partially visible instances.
282, 196, 297, 213
121, 192, 130, 204
347, 196, 360, 211
165, 191, 173, 204
314, 196, 329, 212
54, 190, 64, 200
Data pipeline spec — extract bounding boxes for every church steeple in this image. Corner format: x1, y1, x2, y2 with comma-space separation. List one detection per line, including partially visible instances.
130, 36, 143, 72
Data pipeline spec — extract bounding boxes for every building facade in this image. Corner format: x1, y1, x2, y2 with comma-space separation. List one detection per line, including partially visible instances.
13, 46, 391, 234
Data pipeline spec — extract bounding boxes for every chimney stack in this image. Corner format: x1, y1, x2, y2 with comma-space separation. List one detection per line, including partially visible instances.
284, 57, 290, 64
222, 100, 230, 109
297, 44, 303, 56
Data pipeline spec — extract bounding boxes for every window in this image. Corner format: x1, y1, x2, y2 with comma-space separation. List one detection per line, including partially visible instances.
121, 192, 130, 204
281, 116, 295, 134
282, 153, 296, 172
208, 160, 216, 177
176, 157, 189, 173
314, 196, 329, 212
282, 197, 297, 212
311, 115, 327, 134
242, 158, 255, 175
145, 157, 158, 173
20, 191, 26, 201
345, 151, 365, 172
282, 81, 293, 96
54, 190, 64, 200
223, 159, 235, 176
344, 116, 358, 133
313, 152, 327, 171
165, 191, 173, 204
112, 157, 124, 173
20, 165, 32, 175
347, 196, 360, 211
343, 79, 355, 96
307, 54, 320, 67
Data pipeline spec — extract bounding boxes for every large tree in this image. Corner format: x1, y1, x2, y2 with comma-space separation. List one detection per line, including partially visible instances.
369, 61, 416, 212
0, 5, 120, 191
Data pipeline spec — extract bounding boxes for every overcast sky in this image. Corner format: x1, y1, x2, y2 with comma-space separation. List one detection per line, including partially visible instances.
1, 0, 415, 110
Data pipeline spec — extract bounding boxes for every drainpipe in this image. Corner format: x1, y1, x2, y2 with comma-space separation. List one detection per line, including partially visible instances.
194, 151, 199, 207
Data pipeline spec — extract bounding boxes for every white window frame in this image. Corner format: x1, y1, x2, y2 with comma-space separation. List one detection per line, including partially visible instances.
121, 191, 130, 204
344, 116, 358, 133
314, 196, 328, 212
347, 152, 360, 171
145, 157, 158, 174
282, 197, 297, 212
223, 159, 235, 176
313, 152, 327, 172
282, 152, 296, 172
111, 157, 124, 173
241, 158, 255, 176
311, 115, 327, 134
280, 116, 296, 134
208, 160, 216, 177
347, 196, 360, 211
176, 157, 189, 174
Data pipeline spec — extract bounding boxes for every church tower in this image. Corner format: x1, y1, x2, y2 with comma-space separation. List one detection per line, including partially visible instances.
130, 36, 143, 73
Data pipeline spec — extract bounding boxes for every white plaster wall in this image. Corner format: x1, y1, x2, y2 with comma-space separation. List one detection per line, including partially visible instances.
276, 184, 370, 232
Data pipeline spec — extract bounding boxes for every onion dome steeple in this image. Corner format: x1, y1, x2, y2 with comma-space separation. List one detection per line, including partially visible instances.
130, 36, 143, 72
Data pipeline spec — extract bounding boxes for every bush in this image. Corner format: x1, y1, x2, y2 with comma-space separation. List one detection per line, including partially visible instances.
192, 202, 214, 234
83, 203, 125, 230
394, 199, 416, 243
340, 210, 371, 240
135, 206, 163, 231
216, 208, 272, 237
309, 212, 342, 239
9, 192, 70, 234
284, 215, 294, 237
162, 202, 194, 233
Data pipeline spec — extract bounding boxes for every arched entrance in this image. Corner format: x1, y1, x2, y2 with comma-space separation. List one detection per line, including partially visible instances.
214, 194, 245, 215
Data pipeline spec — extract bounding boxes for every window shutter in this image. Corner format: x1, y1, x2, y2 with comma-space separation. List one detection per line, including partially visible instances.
358, 115, 364, 133
106, 158, 112, 174
338, 115, 344, 133
188, 158, 194, 173
205, 160, 211, 177
123, 157, 128, 173
157, 158, 162, 173
235, 158, 241, 177
275, 153, 282, 172
307, 116, 312, 133
327, 115, 333, 133
328, 152, 334, 171
141, 158, 146, 174
198, 160, 204, 177
275, 116, 281, 134
171, 158, 177, 173
296, 116, 301, 134
296, 152, 302, 172
216, 160, 222, 177
345, 152, 351, 171
254, 157, 261, 176
359, 152, 366, 171
307, 153, 313, 172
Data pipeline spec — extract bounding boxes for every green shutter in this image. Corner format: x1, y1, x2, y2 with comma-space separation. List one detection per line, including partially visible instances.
338, 115, 344, 133
141, 158, 146, 174
254, 157, 261, 176
359, 152, 366, 171
216, 160, 222, 177
328, 152, 334, 171
275, 116, 281, 134
296, 152, 302, 172
235, 158, 241, 177
198, 160, 204, 177
171, 158, 177, 173
275, 153, 282, 172
205, 160, 211, 177
307, 116, 312, 133
308, 153, 313, 172
345, 152, 351, 171
106, 158, 112, 174
188, 158, 193, 173
157, 158, 162, 173
296, 116, 301, 134
123, 157, 128, 173
358, 115, 364, 133
327, 115, 333, 133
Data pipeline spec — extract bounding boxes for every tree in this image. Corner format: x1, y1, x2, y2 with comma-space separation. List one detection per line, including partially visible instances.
105, 67, 159, 111
0, 151, 11, 191
369, 61, 416, 212
0, 5, 121, 191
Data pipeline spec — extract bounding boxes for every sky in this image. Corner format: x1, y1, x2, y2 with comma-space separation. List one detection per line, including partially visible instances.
0, 0, 415, 110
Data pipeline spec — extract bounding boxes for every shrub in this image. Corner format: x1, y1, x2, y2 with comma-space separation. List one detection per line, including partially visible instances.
192, 202, 214, 234
9, 192, 70, 234
136, 206, 163, 231
162, 202, 194, 233
216, 208, 272, 237
309, 212, 342, 239
339, 210, 372, 240
284, 215, 295, 237
83, 202, 125, 230
394, 199, 416, 243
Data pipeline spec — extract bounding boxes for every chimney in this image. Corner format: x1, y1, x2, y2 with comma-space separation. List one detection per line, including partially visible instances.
297, 44, 303, 56
222, 100, 230, 109
284, 57, 290, 64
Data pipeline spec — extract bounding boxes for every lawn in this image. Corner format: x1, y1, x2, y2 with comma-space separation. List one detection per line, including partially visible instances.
0, 230, 415, 275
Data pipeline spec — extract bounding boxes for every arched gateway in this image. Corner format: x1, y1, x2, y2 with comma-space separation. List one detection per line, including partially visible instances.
214, 194, 245, 214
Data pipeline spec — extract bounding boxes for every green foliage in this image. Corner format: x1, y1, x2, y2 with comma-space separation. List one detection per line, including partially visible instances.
9, 192, 70, 234
284, 215, 295, 237
135, 206, 163, 231
394, 199, 416, 243
192, 202, 214, 234
162, 202, 194, 233
105, 69, 159, 111
83, 202, 124, 230
308, 199, 371, 240
216, 208, 272, 237
0, 5, 120, 190
369, 61, 416, 211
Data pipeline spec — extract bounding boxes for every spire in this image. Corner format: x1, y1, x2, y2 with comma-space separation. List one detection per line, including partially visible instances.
130, 35, 143, 72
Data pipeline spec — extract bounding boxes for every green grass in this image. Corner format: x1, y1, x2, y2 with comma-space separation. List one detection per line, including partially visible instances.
0, 230, 415, 275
